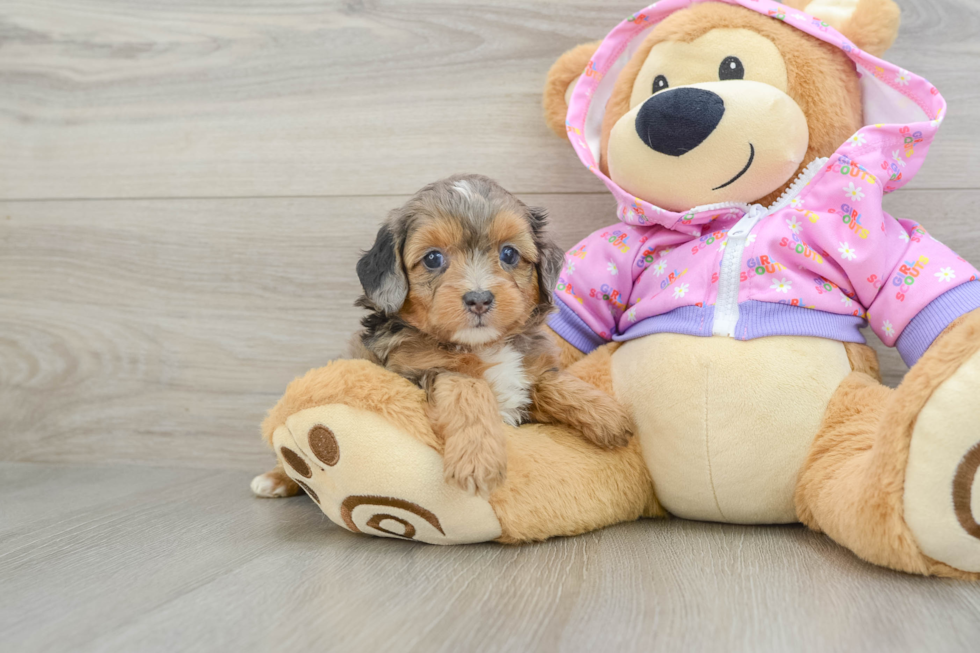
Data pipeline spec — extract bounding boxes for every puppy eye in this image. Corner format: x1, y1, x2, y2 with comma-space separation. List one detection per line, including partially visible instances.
422, 250, 445, 270
719, 56, 744, 81
652, 74, 669, 94
499, 246, 520, 266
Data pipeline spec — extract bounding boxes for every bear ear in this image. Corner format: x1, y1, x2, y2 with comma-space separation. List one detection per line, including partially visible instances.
543, 41, 601, 139
803, 0, 901, 57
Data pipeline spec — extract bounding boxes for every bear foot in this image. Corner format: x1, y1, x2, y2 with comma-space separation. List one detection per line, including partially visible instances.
271, 403, 503, 545
905, 347, 980, 572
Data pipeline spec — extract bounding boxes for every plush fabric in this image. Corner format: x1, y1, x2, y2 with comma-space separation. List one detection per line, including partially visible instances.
796, 308, 980, 578
273, 402, 502, 545
611, 334, 851, 523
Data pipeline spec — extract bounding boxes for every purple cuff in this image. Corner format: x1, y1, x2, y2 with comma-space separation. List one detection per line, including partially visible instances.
548, 298, 608, 354
896, 281, 980, 366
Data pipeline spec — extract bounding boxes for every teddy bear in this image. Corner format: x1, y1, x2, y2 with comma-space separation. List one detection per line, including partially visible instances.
255, 0, 980, 578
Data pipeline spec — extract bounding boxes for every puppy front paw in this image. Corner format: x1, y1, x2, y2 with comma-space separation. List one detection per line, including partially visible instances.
575, 395, 634, 449
441, 426, 507, 498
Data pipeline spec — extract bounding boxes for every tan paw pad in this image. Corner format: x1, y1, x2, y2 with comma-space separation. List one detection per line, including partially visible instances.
905, 349, 980, 572
273, 404, 502, 545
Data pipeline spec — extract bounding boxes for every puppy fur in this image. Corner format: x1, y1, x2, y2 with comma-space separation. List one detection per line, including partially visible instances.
350, 174, 634, 496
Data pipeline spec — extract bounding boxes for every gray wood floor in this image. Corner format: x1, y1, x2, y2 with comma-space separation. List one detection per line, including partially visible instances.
3, 462, 980, 653
2, 1, 980, 651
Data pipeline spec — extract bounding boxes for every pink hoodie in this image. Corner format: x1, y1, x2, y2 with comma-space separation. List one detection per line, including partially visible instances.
549, 0, 980, 366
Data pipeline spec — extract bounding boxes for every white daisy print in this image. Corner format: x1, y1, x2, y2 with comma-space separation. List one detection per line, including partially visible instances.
895, 70, 910, 86
653, 261, 667, 276
844, 182, 865, 202
840, 293, 853, 307
672, 283, 689, 299
898, 231, 910, 243
607, 262, 618, 276
746, 234, 757, 244
935, 267, 956, 282
891, 149, 907, 168
790, 197, 805, 209
659, 247, 673, 257
566, 260, 576, 275
883, 320, 895, 337
770, 278, 792, 293
786, 216, 802, 234
626, 306, 637, 323
838, 242, 857, 261
849, 133, 867, 146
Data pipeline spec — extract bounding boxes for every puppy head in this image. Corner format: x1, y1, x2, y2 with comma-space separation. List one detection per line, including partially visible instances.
357, 174, 564, 347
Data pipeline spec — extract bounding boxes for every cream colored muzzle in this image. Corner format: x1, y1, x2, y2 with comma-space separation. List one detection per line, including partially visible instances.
608, 80, 809, 212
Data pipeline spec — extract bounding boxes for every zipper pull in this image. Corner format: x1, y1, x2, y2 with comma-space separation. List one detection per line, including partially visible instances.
727, 204, 767, 238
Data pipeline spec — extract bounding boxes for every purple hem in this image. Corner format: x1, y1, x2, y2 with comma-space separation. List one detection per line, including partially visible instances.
548, 298, 608, 354
615, 302, 867, 345
734, 301, 867, 343
896, 281, 980, 366
553, 299, 962, 354
614, 305, 715, 341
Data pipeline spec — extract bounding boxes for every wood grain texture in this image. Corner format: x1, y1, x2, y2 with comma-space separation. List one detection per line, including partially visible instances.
1, 462, 978, 653
0, 0, 978, 200
2, 190, 978, 468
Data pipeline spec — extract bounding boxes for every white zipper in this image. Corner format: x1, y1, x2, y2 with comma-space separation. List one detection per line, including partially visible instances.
710, 158, 828, 338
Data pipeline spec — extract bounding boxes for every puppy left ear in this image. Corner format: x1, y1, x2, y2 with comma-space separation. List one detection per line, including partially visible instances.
356, 224, 408, 314
527, 207, 566, 304
803, 0, 901, 57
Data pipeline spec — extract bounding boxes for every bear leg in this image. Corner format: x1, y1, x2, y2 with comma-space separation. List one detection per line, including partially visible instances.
796, 311, 980, 578
261, 355, 658, 544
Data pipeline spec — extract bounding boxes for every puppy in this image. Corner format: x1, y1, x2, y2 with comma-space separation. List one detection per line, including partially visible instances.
349, 174, 633, 496
250, 174, 633, 499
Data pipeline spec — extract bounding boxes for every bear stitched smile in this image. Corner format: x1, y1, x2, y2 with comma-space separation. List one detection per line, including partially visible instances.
712, 142, 756, 190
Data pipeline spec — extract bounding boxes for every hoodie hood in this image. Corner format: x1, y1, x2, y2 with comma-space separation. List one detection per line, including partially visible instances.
566, 0, 945, 234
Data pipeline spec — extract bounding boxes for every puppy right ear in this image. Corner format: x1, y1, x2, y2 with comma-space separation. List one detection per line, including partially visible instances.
543, 41, 602, 139
527, 207, 566, 306
356, 224, 407, 314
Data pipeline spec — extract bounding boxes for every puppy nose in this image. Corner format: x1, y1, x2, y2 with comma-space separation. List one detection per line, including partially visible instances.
463, 290, 494, 315
635, 87, 725, 156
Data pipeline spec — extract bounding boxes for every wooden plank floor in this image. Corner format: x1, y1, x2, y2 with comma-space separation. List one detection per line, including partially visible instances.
2, 462, 980, 653
3, 1, 980, 650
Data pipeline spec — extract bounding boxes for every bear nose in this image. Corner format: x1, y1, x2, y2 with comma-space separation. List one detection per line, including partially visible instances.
634, 87, 726, 157
463, 290, 494, 315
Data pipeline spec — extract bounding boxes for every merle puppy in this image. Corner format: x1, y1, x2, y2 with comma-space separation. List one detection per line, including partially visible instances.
250, 174, 633, 500
351, 174, 633, 496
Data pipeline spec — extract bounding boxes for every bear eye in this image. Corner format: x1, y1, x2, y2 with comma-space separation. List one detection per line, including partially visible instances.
651, 74, 669, 94
499, 246, 520, 267
422, 250, 445, 270
719, 56, 745, 81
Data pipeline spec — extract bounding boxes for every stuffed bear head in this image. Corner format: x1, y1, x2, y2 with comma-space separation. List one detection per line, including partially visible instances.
544, 0, 902, 212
